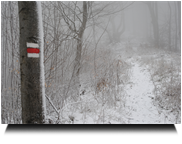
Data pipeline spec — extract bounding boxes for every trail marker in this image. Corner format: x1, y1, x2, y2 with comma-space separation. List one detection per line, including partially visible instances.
27, 42, 40, 58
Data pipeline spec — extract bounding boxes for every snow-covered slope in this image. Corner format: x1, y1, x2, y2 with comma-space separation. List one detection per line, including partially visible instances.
124, 58, 162, 123
47, 47, 180, 124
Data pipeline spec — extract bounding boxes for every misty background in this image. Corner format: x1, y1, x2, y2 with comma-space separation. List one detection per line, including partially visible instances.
1, 1, 181, 124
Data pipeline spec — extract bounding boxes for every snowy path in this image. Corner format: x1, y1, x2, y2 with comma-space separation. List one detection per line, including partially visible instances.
124, 58, 164, 124
61, 55, 176, 124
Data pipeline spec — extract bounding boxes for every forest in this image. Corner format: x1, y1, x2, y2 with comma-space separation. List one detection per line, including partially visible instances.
1, 1, 181, 124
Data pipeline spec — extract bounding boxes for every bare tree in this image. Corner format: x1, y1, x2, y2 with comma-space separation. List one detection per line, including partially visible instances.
107, 11, 125, 43
1, 1, 21, 124
168, 2, 171, 50
53, 1, 88, 100
174, 2, 178, 51
72, 1, 88, 100
145, 2, 160, 48
177, 1, 181, 49
97, 2, 134, 44
18, 1, 46, 124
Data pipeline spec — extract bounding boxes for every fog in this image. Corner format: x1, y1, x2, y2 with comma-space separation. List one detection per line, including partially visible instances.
82, 1, 181, 51
1, 1, 181, 124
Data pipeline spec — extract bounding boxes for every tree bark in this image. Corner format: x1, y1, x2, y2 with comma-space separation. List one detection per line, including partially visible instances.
18, 1, 45, 124
72, 2, 88, 100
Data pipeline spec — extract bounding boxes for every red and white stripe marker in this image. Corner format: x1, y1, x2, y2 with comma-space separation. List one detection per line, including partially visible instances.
27, 42, 40, 58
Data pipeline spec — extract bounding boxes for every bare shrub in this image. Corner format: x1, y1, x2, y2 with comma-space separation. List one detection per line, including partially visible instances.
85, 45, 131, 108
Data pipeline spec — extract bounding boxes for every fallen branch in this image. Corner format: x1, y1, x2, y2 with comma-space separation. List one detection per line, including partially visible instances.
45, 94, 59, 115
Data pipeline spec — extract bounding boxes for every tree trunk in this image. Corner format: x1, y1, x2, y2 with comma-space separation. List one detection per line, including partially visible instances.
72, 1, 87, 100
72, 38, 82, 100
108, 11, 125, 43
168, 2, 171, 50
175, 2, 178, 51
18, 1, 46, 124
147, 2, 160, 48
177, 1, 181, 50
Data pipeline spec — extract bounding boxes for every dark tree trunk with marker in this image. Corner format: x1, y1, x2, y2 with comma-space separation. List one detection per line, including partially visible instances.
18, 1, 45, 124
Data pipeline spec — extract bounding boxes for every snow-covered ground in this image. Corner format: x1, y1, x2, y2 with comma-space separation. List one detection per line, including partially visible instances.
124, 57, 162, 123
49, 47, 180, 124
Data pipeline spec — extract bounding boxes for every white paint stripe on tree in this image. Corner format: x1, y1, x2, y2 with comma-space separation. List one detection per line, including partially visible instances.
27, 53, 39, 58
27, 42, 39, 48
